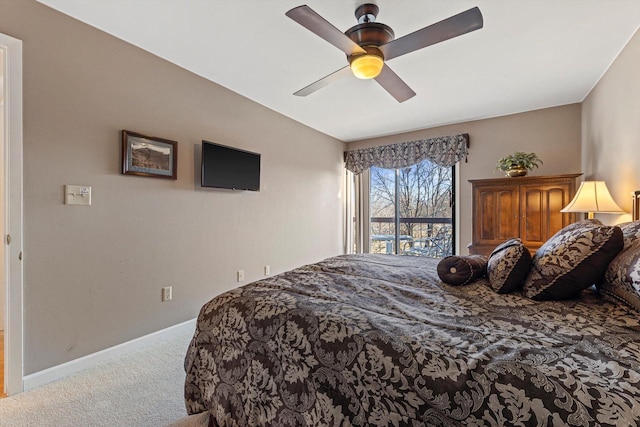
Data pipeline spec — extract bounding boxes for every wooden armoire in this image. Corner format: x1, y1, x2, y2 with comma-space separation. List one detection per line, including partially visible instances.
468, 174, 581, 256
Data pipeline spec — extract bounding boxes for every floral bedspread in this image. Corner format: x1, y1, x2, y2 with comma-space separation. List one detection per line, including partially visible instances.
184, 254, 640, 426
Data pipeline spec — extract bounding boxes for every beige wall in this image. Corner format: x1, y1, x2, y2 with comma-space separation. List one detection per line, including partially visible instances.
349, 104, 583, 252
582, 29, 640, 225
0, 1, 344, 374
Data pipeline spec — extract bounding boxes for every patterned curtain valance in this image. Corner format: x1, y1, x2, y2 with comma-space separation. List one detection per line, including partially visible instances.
344, 133, 469, 174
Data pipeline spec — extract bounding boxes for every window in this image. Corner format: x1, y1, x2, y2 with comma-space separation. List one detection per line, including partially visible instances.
368, 160, 454, 257
344, 133, 467, 256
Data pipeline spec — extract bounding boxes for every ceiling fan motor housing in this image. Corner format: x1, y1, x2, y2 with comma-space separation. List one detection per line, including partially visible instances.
346, 8, 394, 79
345, 23, 394, 49
345, 22, 393, 77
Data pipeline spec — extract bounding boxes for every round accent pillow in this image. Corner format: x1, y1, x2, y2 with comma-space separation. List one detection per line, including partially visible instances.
437, 255, 488, 286
487, 238, 532, 293
523, 220, 623, 300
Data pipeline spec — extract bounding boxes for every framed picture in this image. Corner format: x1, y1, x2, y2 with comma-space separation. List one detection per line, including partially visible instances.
121, 130, 177, 180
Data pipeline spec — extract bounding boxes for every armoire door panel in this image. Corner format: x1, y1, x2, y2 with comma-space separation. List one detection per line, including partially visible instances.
497, 190, 518, 239
521, 184, 572, 247
476, 187, 518, 242
478, 190, 496, 241
522, 188, 543, 243
546, 186, 570, 236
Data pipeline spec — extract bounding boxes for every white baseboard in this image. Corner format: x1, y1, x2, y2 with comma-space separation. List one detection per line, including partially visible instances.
23, 318, 197, 392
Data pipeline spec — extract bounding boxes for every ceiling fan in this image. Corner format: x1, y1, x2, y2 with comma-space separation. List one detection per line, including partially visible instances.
286, 3, 483, 103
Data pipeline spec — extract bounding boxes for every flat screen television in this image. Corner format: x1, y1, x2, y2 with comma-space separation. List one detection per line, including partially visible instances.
201, 141, 261, 191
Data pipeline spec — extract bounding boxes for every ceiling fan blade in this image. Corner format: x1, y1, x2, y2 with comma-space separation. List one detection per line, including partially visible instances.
286, 5, 366, 56
380, 7, 483, 61
374, 65, 416, 103
293, 66, 351, 97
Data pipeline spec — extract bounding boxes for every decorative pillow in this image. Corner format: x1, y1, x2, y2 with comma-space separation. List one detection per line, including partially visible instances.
618, 221, 640, 248
522, 220, 623, 300
487, 238, 532, 293
437, 255, 488, 286
599, 238, 640, 311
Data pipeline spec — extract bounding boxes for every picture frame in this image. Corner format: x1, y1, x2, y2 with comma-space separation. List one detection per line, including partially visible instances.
121, 130, 177, 180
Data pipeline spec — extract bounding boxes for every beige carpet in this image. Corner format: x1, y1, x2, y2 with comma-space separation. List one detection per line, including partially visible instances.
0, 327, 208, 427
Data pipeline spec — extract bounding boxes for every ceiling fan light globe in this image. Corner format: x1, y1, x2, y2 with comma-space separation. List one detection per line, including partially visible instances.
350, 54, 384, 79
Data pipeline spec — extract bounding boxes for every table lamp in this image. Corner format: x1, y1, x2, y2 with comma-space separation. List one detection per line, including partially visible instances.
561, 181, 625, 219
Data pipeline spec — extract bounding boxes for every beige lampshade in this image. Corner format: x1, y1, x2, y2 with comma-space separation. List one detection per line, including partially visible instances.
561, 181, 625, 218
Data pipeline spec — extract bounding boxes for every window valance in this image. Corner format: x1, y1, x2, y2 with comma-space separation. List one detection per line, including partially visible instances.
344, 133, 469, 174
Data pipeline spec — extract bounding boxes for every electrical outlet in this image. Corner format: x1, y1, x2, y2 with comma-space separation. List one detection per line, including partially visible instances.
162, 286, 172, 302
264, 265, 270, 276
237, 270, 245, 282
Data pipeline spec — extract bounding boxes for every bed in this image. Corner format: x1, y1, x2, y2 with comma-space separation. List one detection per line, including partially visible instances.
184, 220, 640, 426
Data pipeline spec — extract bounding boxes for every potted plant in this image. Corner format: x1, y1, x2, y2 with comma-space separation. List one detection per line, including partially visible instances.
496, 152, 543, 177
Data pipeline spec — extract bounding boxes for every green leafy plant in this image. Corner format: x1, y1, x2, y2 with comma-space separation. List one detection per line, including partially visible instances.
495, 152, 543, 172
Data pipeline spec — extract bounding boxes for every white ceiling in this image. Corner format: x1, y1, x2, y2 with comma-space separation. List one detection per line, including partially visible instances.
38, 0, 640, 142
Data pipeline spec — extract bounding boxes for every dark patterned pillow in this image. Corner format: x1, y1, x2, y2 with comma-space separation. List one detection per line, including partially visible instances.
523, 220, 623, 300
437, 255, 488, 286
487, 238, 532, 293
599, 238, 640, 311
618, 221, 640, 247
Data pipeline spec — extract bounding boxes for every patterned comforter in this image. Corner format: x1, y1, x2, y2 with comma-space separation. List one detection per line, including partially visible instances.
184, 254, 640, 426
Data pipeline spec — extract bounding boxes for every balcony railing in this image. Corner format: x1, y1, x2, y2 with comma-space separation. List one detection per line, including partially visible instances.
370, 217, 452, 257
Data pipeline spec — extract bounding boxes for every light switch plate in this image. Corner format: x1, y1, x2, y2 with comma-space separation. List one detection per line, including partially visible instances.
65, 185, 91, 205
